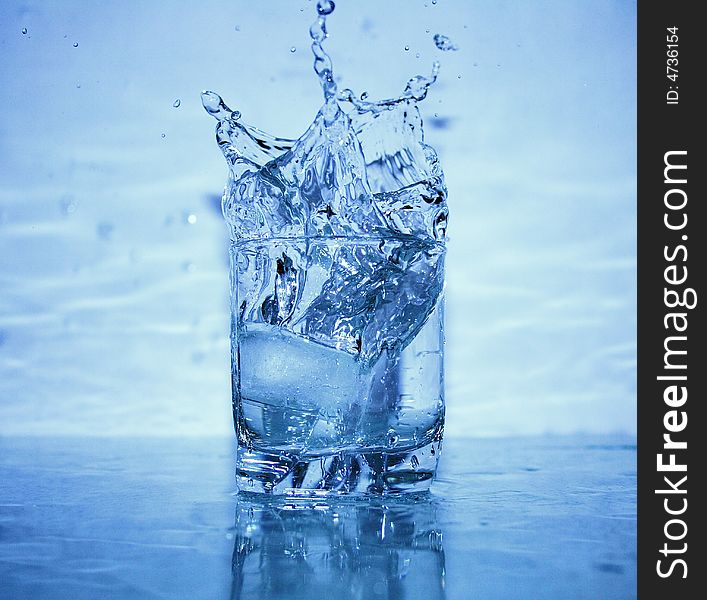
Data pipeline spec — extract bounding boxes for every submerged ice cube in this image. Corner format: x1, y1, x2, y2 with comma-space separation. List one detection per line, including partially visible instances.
238, 323, 368, 451
239, 323, 363, 415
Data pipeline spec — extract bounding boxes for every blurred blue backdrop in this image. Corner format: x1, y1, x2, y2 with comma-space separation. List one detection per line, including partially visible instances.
0, 0, 636, 438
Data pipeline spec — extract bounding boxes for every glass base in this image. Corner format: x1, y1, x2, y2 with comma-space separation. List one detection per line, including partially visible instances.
236, 440, 442, 496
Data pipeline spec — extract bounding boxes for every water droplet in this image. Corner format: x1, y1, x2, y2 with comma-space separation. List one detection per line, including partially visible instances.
432, 0, 437, 4
76, 83, 81, 88
433, 33, 459, 52
172, 98, 181, 108
317, 0, 335, 16
73, 42, 79, 47
404, 45, 410, 51
96, 221, 115, 240
360, 91, 368, 100
186, 213, 197, 225
234, 25, 241, 32
21, 28, 27, 35
387, 430, 399, 447
60, 195, 77, 216
415, 52, 420, 58
457, 74, 462, 79
290, 46, 297, 53
201, 90, 241, 121
431, 447, 436, 455
161, 133, 166, 138
411, 455, 419, 469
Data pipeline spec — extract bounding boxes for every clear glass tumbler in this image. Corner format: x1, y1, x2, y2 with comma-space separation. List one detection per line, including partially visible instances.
231, 235, 445, 495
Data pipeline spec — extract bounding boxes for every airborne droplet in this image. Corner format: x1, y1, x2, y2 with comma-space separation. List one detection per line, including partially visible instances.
60, 195, 77, 216
173, 99, 181, 108
317, 0, 335, 16
433, 33, 459, 52
96, 222, 115, 241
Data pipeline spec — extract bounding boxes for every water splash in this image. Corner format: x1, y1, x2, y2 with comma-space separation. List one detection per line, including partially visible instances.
200, 90, 294, 178
337, 61, 440, 109
310, 0, 337, 101
201, 0, 447, 241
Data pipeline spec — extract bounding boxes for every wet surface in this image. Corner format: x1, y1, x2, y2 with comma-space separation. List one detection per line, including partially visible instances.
0, 435, 636, 599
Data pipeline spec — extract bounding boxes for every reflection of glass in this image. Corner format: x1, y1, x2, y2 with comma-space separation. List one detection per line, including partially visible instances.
230, 497, 446, 600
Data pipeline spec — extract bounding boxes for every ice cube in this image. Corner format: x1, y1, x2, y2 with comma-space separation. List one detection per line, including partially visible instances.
239, 323, 364, 417
299, 237, 445, 365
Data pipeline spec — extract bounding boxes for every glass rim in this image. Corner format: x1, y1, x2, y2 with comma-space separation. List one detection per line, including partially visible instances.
231, 234, 447, 251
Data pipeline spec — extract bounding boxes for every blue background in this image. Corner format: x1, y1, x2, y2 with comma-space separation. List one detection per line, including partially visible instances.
0, 0, 636, 438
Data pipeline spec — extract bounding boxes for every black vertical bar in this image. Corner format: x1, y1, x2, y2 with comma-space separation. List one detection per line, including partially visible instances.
638, 1, 704, 597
